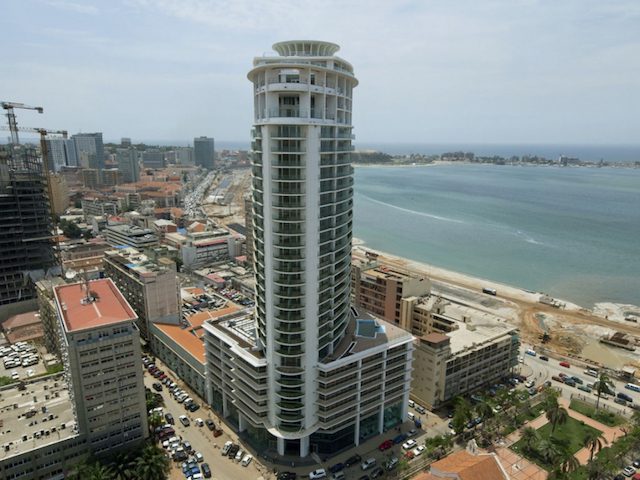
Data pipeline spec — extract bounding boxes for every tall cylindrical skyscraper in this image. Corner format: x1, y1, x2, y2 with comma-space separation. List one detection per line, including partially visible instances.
249, 40, 358, 435
204, 41, 412, 460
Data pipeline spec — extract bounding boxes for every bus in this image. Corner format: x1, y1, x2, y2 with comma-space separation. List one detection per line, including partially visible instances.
482, 287, 497, 296
625, 383, 640, 393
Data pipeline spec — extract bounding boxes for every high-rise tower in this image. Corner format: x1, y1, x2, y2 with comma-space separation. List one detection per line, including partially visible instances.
204, 40, 413, 459
250, 39, 357, 425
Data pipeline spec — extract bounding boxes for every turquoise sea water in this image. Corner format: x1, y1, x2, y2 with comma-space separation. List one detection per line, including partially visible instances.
353, 165, 640, 308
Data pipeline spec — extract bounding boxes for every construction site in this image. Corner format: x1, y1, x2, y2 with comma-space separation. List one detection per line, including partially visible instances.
0, 102, 61, 320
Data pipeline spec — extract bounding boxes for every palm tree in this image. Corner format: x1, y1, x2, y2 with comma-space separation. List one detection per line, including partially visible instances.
583, 429, 607, 461
133, 442, 169, 480
476, 401, 494, 423
559, 453, 580, 474
536, 438, 561, 465
594, 372, 611, 412
520, 426, 540, 454
148, 411, 164, 436
107, 451, 135, 480
545, 398, 568, 434
586, 457, 613, 480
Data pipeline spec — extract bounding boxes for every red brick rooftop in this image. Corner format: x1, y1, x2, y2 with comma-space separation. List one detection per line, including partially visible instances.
54, 279, 137, 333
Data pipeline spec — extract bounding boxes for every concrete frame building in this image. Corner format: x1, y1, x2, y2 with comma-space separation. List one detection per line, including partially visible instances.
204, 40, 413, 459
103, 247, 180, 341
142, 149, 165, 169
0, 146, 56, 320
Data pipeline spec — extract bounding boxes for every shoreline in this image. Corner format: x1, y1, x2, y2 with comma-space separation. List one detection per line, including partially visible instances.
352, 160, 639, 169
352, 239, 640, 316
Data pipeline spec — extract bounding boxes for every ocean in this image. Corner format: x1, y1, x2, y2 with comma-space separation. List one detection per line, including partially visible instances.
353, 164, 640, 308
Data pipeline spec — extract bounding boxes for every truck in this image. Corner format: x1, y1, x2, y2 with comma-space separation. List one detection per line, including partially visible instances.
482, 287, 497, 296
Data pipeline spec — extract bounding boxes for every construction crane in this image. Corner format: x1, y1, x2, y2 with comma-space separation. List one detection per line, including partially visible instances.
1, 101, 44, 144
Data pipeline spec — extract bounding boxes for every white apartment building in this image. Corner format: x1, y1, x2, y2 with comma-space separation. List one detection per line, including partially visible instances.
203, 40, 413, 459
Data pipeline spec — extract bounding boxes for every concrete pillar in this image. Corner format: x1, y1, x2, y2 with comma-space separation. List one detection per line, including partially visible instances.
277, 437, 285, 456
300, 435, 309, 457
238, 413, 246, 432
378, 404, 384, 434
222, 392, 228, 417
354, 416, 360, 446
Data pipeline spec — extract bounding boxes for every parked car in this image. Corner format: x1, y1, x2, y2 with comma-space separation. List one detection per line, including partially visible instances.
329, 463, 344, 474
392, 433, 407, 444
402, 439, 417, 450
378, 439, 393, 451
205, 419, 215, 431
386, 456, 399, 470
277, 472, 297, 480
179, 415, 190, 427
344, 454, 362, 467
361, 458, 376, 471
412, 445, 426, 457
622, 465, 636, 476
370, 466, 384, 479
227, 444, 240, 458
309, 469, 327, 479
152, 383, 163, 392
195, 451, 204, 462
221, 441, 232, 455
415, 405, 426, 414
201, 463, 211, 478
241, 454, 253, 466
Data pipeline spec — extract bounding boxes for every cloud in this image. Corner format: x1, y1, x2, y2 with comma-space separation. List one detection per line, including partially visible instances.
43, 0, 99, 15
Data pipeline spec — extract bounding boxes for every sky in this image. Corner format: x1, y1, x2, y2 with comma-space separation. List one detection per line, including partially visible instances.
1, 0, 640, 146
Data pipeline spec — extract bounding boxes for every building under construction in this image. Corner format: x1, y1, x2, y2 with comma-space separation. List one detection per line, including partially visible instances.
0, 144, 56, 319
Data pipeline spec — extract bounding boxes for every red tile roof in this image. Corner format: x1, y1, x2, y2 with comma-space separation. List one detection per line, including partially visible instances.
54, 279, 137, 333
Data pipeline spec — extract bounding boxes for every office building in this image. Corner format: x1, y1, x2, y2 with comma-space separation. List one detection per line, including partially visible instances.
103, 247, 180, 341
105, 224, 159, 249
0, 278, 148, 479
54, 279, 148, 453
204, 40, 413, 458
243, 194, 253, 268
65, 139, 79, 167
72, 133, 105, 172
81, 197, 118, 220
193, 136, 215, 170
121, 137, 132, 147
410, 297, 520, 410
142, 149, 165, 169
45, 138, 68, 172
176, 147, 194, 165
0, 146, 56, 320
117, 148, 140, 183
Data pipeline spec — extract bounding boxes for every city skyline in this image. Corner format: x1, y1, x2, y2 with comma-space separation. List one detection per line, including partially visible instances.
2, 0, 640, 145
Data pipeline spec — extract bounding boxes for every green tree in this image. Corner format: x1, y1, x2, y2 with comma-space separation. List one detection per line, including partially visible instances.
594, 372, 612, 412
59, 219, 82, 238
520, 426, 540, 454
583, 428, 607, 461
451, 396, 472, 435
107, 451, 135, 480
544, 393, 568, 434
133, 443, 169, 480
586, 457, 613, 480
148, 412, 164, 434
536, 438, 561, 465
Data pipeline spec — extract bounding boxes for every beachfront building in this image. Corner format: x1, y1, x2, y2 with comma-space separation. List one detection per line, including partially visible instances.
352, 255, 431, 326
409, 298, 520, 409
203, 40, 413, 459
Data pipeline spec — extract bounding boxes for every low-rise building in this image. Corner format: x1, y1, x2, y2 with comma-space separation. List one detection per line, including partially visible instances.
81, 197, 118, 220
1, 311, 44, 344
410, 300, 520, 409
105, 224, 159, 249
416, 448, 509, 480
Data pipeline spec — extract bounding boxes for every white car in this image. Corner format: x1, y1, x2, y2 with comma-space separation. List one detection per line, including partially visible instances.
309, 469, 327, 480
241, 454, 253, 466
195, 451, 204, 462
412, 445, 426, 457
361, 458, 376, 471
195, 418, 204, 427
402, 439, 417, 450
179, 415, 190, 426
221, 441, 232, 455
11, 371, 19, 380
235, 449, 244, 462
